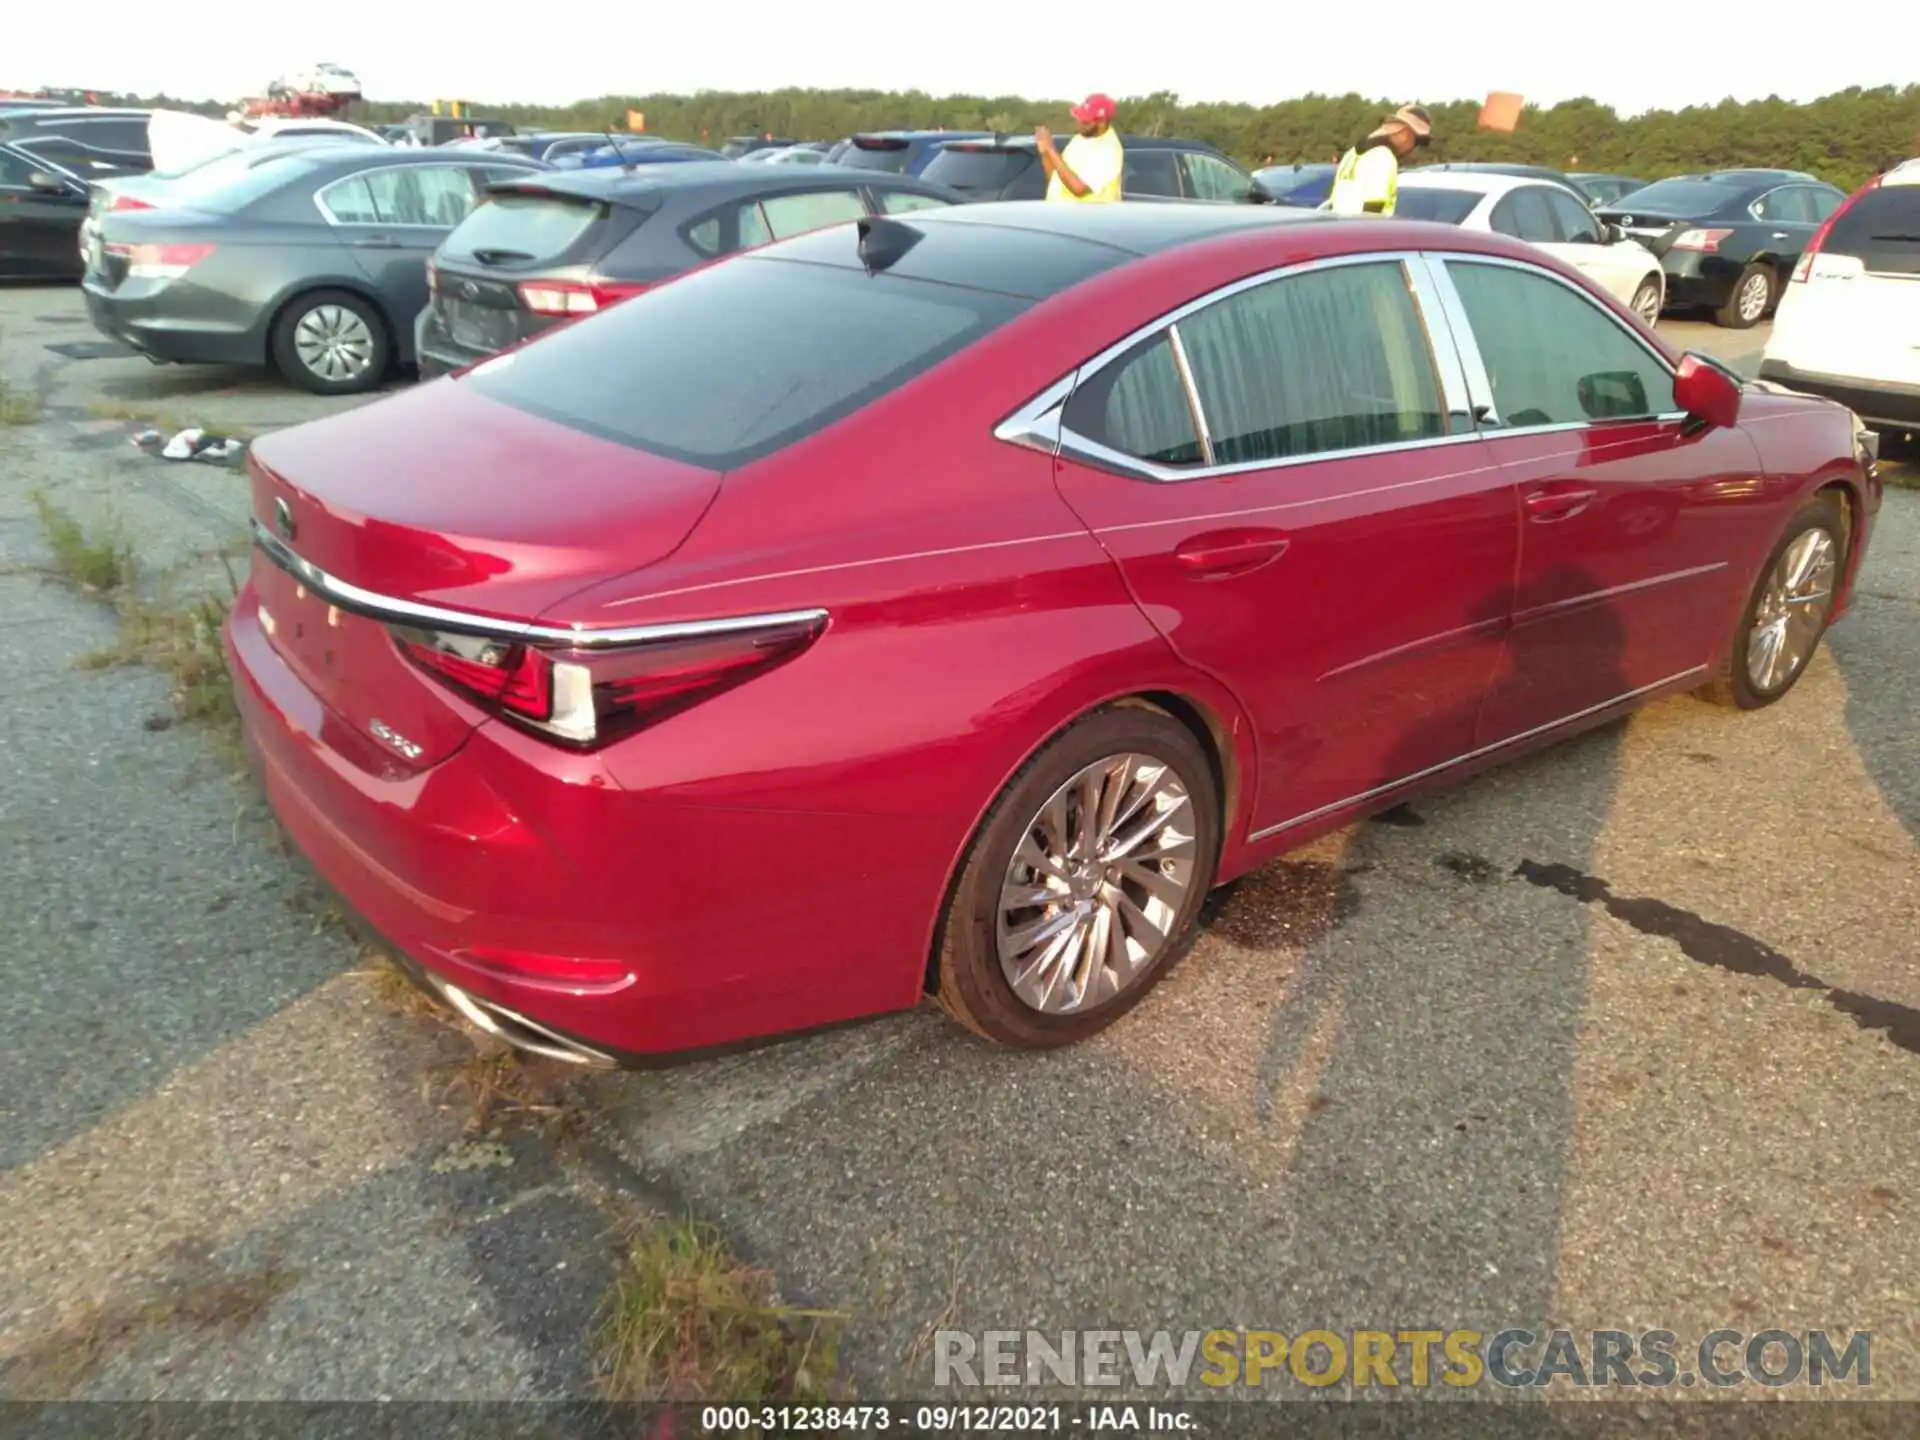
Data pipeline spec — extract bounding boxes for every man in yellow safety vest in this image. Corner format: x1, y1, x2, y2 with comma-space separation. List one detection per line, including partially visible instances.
1038, 93, 1124, 204
1328, 105, 1433, 216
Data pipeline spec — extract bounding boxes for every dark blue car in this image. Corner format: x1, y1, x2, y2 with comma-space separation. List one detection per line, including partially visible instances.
833, 130, 992, 178
1251, 163, 1336, 207
558, 141, 729, 171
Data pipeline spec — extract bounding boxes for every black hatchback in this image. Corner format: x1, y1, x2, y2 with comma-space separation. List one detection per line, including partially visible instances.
415, 162, 960, 376
917, 134, 1261, 204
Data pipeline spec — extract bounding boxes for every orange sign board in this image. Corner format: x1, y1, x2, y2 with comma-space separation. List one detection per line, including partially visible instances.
627, 110, 646, 132
1478, 92, 1523, 133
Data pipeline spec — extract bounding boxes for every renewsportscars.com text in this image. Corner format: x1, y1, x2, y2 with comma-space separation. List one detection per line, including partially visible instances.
934, 1328, 1872, 1390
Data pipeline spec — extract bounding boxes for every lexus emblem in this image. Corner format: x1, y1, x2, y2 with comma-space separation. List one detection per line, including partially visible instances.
273, 497, 296, 542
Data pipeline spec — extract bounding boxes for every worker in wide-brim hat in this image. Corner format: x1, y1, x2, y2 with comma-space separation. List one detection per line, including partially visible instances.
1328, 104, 1432, 216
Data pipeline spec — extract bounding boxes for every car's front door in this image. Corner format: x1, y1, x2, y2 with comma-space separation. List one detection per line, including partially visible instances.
1122, 149, 1182, 202
0, 148, 81, 277
1048, 255, 1518, 839
1181, 152, 1254, 204
1429, 254, 1772, 744
1535, 185, 1643, 306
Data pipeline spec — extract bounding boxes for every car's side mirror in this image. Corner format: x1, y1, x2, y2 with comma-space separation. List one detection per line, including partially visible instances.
27, 169, 71, 195
1675, 352, 1742, 430
1603, 222, 1625, 244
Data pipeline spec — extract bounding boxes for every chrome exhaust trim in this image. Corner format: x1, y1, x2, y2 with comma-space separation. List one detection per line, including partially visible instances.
432, 978, 618, 1068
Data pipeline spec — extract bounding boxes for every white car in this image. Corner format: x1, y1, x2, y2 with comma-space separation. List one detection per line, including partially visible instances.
1394, 171, 1667, 326
270, 63, 363, 100
1759, 162, 1920, 435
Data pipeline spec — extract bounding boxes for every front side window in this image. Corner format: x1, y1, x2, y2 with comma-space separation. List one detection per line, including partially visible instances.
1544, 189, 1602, 243
1184, 153, 1251, 202
1177, 261, 1447, 464
1446, 261, 1676, 428
1061, 334, 1204, 467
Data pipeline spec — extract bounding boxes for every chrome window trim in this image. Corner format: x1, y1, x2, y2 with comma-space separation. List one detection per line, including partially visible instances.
1418, 250, 1688, 431
311, 160, 500, 228
1164, 322, 1215, 467
250, 517, 828, 649
993, 251, 1480, 484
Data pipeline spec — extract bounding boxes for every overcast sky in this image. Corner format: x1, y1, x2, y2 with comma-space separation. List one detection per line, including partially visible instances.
8, 0, 1913, 116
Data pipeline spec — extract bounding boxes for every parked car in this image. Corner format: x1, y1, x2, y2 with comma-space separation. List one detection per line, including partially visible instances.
416, 162, 959, 377
0, 107, 152, 179
1396, 171, 1667, 325
1566, 172, 1648, 207
720, 136, 798, 159
1406, 161, 1594, 207
920, 134, 1260, 203
563, 142, 729, 171
1251, 163, 1336, 207
1596, 169, 1848, 328
401, 115, 516, 146
484, 132, 624, 164
229, 201, 1880, 1064
83, 145, 545, 394
836, 130, 993, 178
1760, 162, 1920, 434
745, 145, 831, 167
1, 143, 143, 280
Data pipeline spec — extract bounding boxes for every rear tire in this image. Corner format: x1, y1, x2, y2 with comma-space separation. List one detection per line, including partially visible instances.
1700, 492, 1846, 709
934, 706, 1221, 1048
1714, 262, 1774, 329
271, 288, 390, 396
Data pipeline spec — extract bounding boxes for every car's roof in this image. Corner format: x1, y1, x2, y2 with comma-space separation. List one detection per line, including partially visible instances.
937, 133, 1225, 155
863, 196, 1331, 256
852, 129, 987, 140
1398, 170, 1558, 199
505, 161, 944, 203
1568, 170, 1640, 180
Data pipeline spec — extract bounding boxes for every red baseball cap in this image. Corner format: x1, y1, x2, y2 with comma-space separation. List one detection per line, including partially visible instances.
1070, 93, 1116, 126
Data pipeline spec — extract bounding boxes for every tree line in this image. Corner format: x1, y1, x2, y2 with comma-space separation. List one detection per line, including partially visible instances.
109, 84, 1920, 192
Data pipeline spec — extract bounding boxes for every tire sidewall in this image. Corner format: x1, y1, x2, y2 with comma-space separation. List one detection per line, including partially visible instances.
941, 707, 1222, 1048
1722, 264, 1773, 329
272, 289, 389, 396
1631, 276, 1662, 325
1726, 494, 1845, 708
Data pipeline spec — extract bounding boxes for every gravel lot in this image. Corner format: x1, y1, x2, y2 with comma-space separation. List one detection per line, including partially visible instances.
1, 285, 1915, 1407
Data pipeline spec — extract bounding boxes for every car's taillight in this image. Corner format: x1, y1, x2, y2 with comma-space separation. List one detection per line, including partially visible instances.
1670, 228, 1734, 252
104, 241, 217, 280
426, 261, 438, 293
1792, 175, 1882, 282
390, 613, 826, 748
516, 279, 647, 315
110, 193, 153, 212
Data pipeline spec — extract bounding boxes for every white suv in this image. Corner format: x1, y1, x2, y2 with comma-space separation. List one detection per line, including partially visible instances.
1760, 160, 1920, 435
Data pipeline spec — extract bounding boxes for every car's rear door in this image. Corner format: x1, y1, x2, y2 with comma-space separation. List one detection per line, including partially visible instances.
1049, 253, 1516, 839
1427, 253, 1776, 744
1788, 176, 1920, 387
321, 162, 496, 341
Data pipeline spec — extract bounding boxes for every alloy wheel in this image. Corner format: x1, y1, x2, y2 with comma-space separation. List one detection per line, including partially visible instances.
995, 753, 1197, 1015
293, 304, 376, 383
1746, 526, 1837, 693
1632, 280, 1662, 326
1737, 272, 1770, 324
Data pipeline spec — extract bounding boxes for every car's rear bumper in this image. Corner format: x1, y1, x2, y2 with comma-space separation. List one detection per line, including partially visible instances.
225, 580, 937, 1062
1758, 361, 1920, 430
83, 280, 262, 365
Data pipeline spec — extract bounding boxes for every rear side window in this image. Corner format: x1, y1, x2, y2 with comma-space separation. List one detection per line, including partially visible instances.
757, 189, 866, 240
1822, 183, 1920, 275
462, 257, 1028, 468
879, 189, 949, 215
320, 165, 478, 226
1126, 151, 1181, 197
1062, 335, 1204, 466
1446, 261, 1675, 426
1179, 261, 1446, 462
920, 147, 1034, 193
1393, 188, 1479, 225
444, 191, 602, 263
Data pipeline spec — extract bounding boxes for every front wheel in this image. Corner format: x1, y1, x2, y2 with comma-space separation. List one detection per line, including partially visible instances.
1629, 275, 1663, 327
1701, 492, 1846, 709
934, 706, 1221, 1048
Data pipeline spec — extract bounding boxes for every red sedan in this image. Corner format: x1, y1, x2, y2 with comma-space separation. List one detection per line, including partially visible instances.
227, 202, 1883, 1066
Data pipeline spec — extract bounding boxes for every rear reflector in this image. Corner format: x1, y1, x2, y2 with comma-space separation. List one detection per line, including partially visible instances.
110, 193, 154, 212
390, 612, 826, 748
103, 240, 217, 280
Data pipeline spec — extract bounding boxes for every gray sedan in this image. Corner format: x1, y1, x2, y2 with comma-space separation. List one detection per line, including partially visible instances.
83, 145, 545, 394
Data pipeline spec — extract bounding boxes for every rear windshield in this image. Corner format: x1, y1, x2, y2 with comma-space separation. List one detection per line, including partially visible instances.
920, 147, 1033, 192
1823, 183, 1920, 273
837, 139, 911, 174
1393, 187, 1480, 225
462, 255, 1027, 468
1605, 178, 1739, 216
444, 191, 604, 264
163, 149, 318, 211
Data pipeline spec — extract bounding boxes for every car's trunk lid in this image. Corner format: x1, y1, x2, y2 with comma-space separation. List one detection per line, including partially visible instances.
244, 381, 720, 768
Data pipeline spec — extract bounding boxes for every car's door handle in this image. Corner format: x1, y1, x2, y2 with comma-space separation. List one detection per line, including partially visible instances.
1770, 232, 1789, 240
348, 236, 400, 249
1174, 528, 1291, 578
1524, 486, 1599, 521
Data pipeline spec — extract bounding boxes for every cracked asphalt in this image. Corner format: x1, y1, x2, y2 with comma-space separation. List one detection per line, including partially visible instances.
1, 284, 1915, 1410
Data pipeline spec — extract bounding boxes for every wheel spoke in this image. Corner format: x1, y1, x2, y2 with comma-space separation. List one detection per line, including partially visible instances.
1112, 857, 1186, 908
